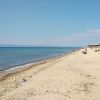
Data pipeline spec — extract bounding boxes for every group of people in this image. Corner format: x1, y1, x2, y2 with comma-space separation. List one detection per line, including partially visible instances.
82, 47, 100, 54
82, 49, 87, 54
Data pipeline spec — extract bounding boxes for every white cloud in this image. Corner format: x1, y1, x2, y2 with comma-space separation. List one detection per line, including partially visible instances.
87, 29, 100, 33
0, 29, 100, 46
45, 29, 100, 46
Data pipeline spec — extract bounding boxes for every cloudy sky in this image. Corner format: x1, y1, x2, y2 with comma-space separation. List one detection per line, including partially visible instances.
0, 0, 100, 46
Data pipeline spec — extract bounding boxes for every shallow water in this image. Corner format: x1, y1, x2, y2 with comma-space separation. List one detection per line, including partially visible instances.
0, 47, 80, 71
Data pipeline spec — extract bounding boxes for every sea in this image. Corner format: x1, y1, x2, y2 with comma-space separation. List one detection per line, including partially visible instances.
0, 47, 80, 71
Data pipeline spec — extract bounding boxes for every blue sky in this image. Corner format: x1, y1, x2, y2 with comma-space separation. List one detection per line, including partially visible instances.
0, 0, 100, 46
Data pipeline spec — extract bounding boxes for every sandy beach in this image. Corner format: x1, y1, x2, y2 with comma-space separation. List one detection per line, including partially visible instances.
0, 48, 100, 100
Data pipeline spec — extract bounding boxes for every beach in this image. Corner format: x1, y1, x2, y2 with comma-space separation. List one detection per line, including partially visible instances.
0, 48, 100, 100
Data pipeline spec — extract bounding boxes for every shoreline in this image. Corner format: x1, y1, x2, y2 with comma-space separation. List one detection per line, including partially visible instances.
0, 50, 76, 80
0, 47, 100, 100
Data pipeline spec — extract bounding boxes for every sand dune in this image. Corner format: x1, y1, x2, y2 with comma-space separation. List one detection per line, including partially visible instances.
0, 48, 100, 100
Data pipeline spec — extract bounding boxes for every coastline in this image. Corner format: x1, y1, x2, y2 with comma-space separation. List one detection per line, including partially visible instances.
0, 50, 75, 80
1, 47, 100, 100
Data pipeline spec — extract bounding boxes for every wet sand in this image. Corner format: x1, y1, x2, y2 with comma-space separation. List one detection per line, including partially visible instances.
0, 48, 100, 100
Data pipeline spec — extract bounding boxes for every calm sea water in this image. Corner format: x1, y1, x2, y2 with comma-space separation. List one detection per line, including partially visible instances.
0, 47, 80, 71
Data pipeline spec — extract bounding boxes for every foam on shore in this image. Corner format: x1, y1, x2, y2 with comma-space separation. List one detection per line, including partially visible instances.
0, 51, 73, 80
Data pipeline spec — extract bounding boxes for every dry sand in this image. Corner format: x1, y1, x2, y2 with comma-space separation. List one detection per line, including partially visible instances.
0, 48, 100, 100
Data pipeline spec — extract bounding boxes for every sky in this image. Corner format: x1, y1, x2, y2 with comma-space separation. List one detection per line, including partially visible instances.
0, 0, 100, 46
